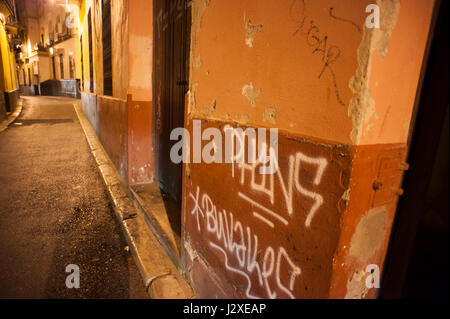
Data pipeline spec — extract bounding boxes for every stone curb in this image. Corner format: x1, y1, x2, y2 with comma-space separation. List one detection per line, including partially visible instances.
73, 100, 194, 299
0, 99, 24, 133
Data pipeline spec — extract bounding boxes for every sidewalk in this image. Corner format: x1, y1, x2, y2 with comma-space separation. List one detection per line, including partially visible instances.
73, 99, 194, 299
0, 96, 149, 298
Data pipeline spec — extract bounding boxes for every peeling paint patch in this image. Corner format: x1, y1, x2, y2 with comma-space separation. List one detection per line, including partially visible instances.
373, 0, 401, 59
348, 0, 401, 144
341, 188, 351, 202
194, 56, 202, 69
239, 114, 249, 124
349, 206, 388, 264
185, 163, 191, 179
190, 0, 211, 48
345, 268, 370, 299
245, 19, 263, 48
188, 82, 199, 115
262, 107, 277, 124
364, 123, 374, 136
242, 82, 261, 107
199, 99, 216, 117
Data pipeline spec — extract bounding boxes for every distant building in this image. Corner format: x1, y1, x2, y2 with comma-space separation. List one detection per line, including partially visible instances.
15, 0, 81, 97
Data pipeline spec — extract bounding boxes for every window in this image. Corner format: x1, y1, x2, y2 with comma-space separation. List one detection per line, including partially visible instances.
102, 0, 112, 96
88, 9, 94, 93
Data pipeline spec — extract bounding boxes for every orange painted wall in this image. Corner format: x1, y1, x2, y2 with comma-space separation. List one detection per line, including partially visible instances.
188, 0, 435, 146
188, 0, 371, 144
361, 0, 435, 145
183, 0, 438, 298
127, 0, 154, 184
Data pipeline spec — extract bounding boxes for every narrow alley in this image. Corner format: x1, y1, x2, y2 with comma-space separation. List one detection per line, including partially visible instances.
0, 96, 148, 298
0, 0, 448, 302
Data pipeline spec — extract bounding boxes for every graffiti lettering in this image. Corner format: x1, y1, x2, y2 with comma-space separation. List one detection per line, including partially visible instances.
290, 0, 345, 106
189, 187, 302, 299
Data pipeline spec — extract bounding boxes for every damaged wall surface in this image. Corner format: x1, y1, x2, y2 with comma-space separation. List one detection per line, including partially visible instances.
181, 0, 436, 298
80, 0, 154, 185
78, 0, 437, 299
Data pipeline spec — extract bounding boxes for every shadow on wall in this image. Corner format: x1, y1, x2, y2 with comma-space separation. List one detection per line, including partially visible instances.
39, 79, 81, 99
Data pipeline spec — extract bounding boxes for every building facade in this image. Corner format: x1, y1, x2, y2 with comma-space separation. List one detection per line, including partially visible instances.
79, 0, 153, 184
15, 0, 81, 96
78, 0, 439, 299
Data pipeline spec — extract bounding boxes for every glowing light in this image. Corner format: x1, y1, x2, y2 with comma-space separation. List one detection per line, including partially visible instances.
49, 47, 54, 55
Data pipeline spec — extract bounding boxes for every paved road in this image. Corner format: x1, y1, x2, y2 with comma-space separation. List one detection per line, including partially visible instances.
0, 96, 148, 298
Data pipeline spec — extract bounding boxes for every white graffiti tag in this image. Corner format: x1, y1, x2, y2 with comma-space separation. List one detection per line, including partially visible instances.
189, 187, 302, 299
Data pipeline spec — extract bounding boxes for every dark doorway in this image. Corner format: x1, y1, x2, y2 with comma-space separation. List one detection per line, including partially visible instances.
153, 0, 191, 203
102, 0, 113, 96
380, 0, 449, 299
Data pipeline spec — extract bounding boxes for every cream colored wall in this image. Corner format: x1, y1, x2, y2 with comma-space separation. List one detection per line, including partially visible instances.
38, 55, 50, 83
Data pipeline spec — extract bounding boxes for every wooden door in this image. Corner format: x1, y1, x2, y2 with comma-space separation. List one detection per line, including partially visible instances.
154, 0, 191, 202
